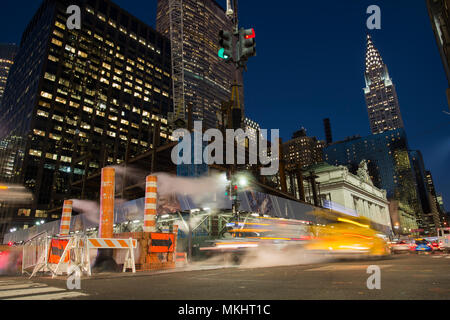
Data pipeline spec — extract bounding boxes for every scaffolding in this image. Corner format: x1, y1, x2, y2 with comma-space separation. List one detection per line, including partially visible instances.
168, 0, 185, 123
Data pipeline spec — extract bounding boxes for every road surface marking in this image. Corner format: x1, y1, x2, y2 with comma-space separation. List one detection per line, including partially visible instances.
0, 283, 48, 290
306, 265, 392, 271
0, 287, 65, 298
5, 291, 88, 300
0, 281, 88, 300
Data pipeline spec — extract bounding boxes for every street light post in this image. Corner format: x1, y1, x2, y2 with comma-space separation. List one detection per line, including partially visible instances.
188, 211, 192, 262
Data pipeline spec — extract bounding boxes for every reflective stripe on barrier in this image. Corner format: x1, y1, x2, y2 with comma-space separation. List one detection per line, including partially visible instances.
176, 252, 187, 262
87, 238, 137, 249
59, 200, 73, 236
144, 175, 157, 233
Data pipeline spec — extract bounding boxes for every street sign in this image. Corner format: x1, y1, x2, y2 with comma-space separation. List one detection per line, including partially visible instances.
150, 233, 175, 253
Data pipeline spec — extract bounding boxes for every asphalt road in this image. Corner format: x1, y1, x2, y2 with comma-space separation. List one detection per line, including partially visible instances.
1, 253, 450, 300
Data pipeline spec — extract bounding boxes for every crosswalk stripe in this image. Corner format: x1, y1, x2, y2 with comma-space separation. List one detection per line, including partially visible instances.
0, 280, 89, 300
0, 280, 34, 285
0, 287, 65, 299
0, 283, 48, 290
5, 291, 88, 300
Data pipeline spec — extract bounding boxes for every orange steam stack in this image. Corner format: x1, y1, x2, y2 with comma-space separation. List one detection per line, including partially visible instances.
59, 200, 73, 236
144, 175, 157, 232
99, 167, 115, 238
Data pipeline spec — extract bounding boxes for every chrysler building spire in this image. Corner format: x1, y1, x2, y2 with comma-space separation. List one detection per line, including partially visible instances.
363, 35, 404, 134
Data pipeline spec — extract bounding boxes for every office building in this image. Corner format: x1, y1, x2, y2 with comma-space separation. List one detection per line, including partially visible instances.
0, 44, 17, 105
283, 128, 325, 172
427, 0, 450, 109
364, 35, 404, 134
323, 118, 333, 145
0, 0, 173, 232
156, 0, 242, 129
425, 170, 443, 230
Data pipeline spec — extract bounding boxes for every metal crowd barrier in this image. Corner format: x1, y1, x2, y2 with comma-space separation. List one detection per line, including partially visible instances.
21, 231, 50, 276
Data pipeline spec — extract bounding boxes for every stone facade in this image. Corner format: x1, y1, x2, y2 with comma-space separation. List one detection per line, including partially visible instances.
303, 162, 392, 232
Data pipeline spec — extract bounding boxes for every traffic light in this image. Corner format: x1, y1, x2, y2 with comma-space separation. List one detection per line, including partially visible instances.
218, 30, 233, 61
238, 28, 256, 62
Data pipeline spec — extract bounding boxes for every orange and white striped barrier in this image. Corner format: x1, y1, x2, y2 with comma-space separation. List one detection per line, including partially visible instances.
59, 200, 73, 236
99, 167, 115, 239
175, 252, 187, 265
86, 238, 137, 249
83, 237, 137, 275
144, 175, 157, 233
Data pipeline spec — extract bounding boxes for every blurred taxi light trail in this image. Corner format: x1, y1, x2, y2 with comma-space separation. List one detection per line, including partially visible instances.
343, 233, 373, 240
337, 218, 369, 228
200, 242, 259, 250
248, 237, 292, 241
0, 186, 9, 190
338, 246, 370, 250
231, 228, 271, 233
237, 222, 271, 226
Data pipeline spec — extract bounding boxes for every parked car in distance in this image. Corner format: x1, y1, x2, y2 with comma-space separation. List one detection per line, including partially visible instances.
390, 240, 410, 254
414, 239, 433, 253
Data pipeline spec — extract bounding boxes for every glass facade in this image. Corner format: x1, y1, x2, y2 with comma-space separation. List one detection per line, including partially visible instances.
156, 0, 242, 129
0, 0, 173, 229
0, 44, 17, 105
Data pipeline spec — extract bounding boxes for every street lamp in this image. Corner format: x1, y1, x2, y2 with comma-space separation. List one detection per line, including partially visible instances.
238, 177, 248, 187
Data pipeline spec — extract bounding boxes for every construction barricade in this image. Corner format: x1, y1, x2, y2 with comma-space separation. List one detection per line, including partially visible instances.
22, 234, 138, 278
175, 252, 188, 267
113, 231, 179, 271
22, 232, 51, 276
82, 237, 137, 275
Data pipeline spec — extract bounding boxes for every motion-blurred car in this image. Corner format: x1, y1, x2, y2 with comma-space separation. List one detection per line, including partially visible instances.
414, 239, 433, 253
429, 241, 441, 251
437, 228, 450, 253
304, 216, 391, 258
390, 240, 411, 254
200, 216, 313, 264
0, 184, 33, 204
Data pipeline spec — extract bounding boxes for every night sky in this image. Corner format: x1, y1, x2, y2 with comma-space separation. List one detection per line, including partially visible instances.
0, 0, 448, 210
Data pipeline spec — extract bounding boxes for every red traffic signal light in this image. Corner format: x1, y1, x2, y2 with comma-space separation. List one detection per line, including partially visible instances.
8, 241, 13, 247
245, 28, 255, 39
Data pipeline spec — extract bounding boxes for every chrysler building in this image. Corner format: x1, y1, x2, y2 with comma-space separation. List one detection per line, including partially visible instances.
364, 35, 404, 134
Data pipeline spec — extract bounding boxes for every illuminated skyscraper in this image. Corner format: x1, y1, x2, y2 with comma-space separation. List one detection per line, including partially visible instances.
0, 0, 172, 232
364, 35, 404, 134
156, 0, 242, 129
427, 0, 450, 110
283, 128, 325, 172
0, 44, 17, 105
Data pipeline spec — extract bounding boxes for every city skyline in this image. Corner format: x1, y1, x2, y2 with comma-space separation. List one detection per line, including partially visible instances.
0, 0, 448, 210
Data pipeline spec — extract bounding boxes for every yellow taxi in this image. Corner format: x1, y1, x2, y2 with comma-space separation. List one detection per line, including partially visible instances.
305, 215, 391, 258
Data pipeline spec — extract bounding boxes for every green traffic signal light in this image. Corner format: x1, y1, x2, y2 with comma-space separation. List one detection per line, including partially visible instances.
218, 30, 233, 61
218, 48, 230, 60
